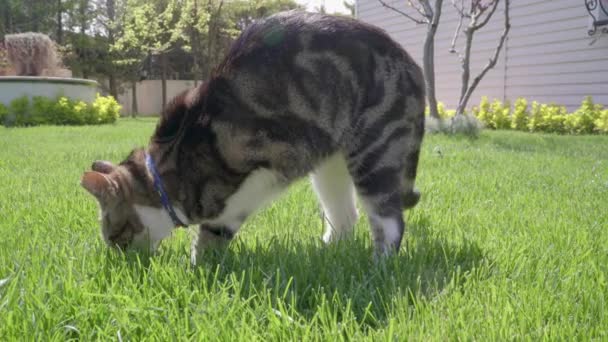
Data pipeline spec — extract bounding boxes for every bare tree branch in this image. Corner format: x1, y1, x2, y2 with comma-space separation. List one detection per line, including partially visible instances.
449, 0, 464, 53
457, 0, 510, 115
430, 0, 442, 27
451, 0, 469, 18
377, 0, 427, 24
475, 1, 489, 17
408, 0, 428, 18
473, 0, 499, 30
418, 0, 433, 18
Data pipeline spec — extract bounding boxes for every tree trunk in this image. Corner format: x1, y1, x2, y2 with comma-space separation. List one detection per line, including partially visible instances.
376, 0, 442, 119
56, 0, 63, 44
31, 0, 39, 32
456, 29, 473, 115
79, 0, 88, 78
161, 52, 167, 110
1, 1, 13, 38
106, 0, 115, 34
80, 0, 87, 34
0, 2, 6, 41
106, 0, 117, 99
131, 81, 138, 117
423, 0, 442, 120
190, 0, 201, 82
109, 74, 118, 99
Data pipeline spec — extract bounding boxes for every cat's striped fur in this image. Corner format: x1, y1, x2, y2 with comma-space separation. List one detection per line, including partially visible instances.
81, 11, 425, 260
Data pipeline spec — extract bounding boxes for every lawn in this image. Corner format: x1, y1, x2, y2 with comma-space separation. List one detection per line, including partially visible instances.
1, 118, 607, 340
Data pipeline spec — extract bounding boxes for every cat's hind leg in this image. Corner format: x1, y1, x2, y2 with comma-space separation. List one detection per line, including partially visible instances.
347, 156, 406, 255
310, 153, 359, 243
346, 124, 423, 255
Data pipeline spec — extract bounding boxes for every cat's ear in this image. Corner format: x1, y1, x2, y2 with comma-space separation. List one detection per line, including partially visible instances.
91, 160, 115, 174
81, 171, 117, 201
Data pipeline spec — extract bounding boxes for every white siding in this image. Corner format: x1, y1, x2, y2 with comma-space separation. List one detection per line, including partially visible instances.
357, 0, 608, 111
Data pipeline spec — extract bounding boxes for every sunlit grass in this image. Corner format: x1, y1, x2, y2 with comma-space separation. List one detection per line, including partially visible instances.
1, 119, 607, 340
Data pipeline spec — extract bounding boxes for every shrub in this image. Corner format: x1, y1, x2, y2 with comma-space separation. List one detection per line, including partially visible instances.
425, 101, 462, 135
425, 101, 457, 119
0, 102, 7, 124
1, 94, 121, 127
565, 96, 603, 134
437, 102, 456, 119
53, 96, 77, 125
510, 97, 528, 131
71, 100, 90, 125
424, 115, 446, 134
91, 94, 121, 124
425, 113, 480, 137
448, 114, 482, 136
431, 96, 607, 135
475, 98, 511, 130
31, 96, 57, 126
8, 96, 30, 126
473, 96, 511, 129
490, 99, 511, 130
527, 101, 543, 132
474, 96, 492, 128
540, 104, 567, 134
594, 109, 608, 133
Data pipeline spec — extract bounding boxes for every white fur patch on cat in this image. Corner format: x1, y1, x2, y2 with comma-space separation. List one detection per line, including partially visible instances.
133, 204, 188, 250
310, 153, 358, 243
204, 168, 286, 232
374, 215, 402, 247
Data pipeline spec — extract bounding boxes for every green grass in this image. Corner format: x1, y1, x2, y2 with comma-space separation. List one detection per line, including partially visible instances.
1, 118, 607, 340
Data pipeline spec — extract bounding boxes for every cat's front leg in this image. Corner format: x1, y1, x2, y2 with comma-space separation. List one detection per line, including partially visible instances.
190, 224, 235, 265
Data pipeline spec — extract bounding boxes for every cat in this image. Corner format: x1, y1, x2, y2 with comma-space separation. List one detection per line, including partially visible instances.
81, 10, 426, 262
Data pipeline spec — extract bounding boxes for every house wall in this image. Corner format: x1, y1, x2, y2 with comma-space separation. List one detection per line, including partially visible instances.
118, 80, 198, 116
356, 0, 608, 111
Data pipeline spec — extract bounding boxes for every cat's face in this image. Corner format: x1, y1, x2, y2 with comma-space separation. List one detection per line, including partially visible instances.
81, 158, 168, 250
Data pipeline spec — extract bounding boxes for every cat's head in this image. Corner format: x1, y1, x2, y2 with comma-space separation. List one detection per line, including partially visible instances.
80, 150, 171, 250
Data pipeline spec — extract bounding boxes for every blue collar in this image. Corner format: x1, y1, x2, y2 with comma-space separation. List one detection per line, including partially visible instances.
145, 153, 187, 228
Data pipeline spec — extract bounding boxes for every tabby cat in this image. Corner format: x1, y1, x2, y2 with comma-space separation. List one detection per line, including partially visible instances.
81, 10, 426, 262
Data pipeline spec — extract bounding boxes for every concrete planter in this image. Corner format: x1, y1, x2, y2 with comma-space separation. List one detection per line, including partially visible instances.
0, 76, 99, 106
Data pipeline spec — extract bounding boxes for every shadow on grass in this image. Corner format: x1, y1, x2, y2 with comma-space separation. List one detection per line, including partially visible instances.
192, 216, 490, 327
99, 216, 490, 328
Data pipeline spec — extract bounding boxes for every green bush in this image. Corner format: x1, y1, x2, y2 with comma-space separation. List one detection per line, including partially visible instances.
594, 109, 608, 133
470, 96, 606, 135
0, 102, 7, 125
8, 96, 31, 126
510, 97, 528, 131
540, 104, 568, 134
474, 96, 491, 128
565, 96, 603, 134
437, 102, 456, 119
473, 97, 510, 129
527, 101, 543, 132
31, 96, 57, 126
1, 94, 121, 127
53, 96, 71, 125
91, 94, 121, 124
425, 101, 457, 119
490, 99, 511, 130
